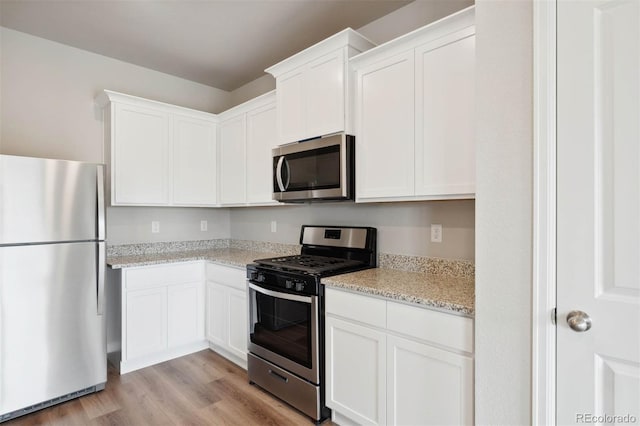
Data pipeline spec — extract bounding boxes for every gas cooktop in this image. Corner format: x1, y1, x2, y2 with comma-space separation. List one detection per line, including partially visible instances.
254, 254, 365, 275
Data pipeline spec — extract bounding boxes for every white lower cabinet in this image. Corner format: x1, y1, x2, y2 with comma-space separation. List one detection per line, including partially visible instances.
326, 317, 387, 425
205, 263, 248, 368
116, 262, 207, 374
325, 287, 474, 426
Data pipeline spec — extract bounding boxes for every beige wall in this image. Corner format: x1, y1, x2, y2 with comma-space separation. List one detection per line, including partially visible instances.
0, 27, 231, 163
231, 201, 475, 260
475, 0, 533, 424
357, 0, 474, 44
0, 27, 233, 245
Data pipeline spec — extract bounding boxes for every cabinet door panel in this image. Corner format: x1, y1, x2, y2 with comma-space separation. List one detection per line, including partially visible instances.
219, 115, 246, 204
356, 51, 415, 200
246, 103, 277, 204
167, 282, 204, 347
206, 282, 227, 347
227, 288, 248, 360
415, 33, 475, 197
277, 69, 306, 143
326, 316, 386, 425
126, 287, 167, 359
306, 49, 345, 138
113, 103, 169, 205
387, 335, 473, 426
172, 115, 217, 205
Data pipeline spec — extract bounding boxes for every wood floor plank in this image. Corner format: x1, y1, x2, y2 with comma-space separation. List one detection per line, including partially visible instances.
5, 350, 333, 426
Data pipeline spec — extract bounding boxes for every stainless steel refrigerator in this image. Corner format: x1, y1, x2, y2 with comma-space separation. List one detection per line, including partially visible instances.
0, 154, 106, 422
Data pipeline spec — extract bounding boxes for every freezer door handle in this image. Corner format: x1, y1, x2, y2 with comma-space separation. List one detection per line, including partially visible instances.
97, 242, 105, 315
96, 165, 106, 241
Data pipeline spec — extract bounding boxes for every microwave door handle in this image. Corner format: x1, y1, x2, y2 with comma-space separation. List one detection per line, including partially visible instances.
276, 156, 286, 192
283, 158, 290, 189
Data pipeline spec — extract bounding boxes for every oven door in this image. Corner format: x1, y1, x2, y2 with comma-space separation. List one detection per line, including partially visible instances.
272, 133, 353, 202
248, 283, 319, 384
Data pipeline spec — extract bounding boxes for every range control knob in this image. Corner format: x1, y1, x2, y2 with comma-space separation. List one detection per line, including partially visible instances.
295, 282, 305, 292
285, 280, 294, 289
256, 273, 266, 283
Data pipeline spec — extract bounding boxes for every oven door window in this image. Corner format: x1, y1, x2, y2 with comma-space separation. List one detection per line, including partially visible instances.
249, 286, 312, 368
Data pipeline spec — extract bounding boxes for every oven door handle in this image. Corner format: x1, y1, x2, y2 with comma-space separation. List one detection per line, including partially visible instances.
249, 283, 312, 304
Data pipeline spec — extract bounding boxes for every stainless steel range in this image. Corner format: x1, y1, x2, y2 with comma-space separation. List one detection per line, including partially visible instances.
247, 225, 377, 423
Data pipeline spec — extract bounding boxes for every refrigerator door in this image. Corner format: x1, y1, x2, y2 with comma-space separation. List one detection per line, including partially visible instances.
0, 242, 106, 415
0, 155, 104, 245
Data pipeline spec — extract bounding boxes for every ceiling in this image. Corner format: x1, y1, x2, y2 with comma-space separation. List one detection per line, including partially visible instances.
0, 0, 413, 91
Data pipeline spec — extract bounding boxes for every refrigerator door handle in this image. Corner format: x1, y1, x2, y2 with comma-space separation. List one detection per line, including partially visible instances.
96, 165, 106, 241
97, 242, 105, 316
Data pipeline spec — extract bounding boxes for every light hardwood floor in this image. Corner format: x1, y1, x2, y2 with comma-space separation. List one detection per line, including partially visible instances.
6, 350, 331, 425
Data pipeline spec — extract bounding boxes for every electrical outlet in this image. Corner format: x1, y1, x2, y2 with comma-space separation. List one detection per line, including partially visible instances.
151, 221, 160, 233
431, 224, 442, 243
200, 220, 208, 232
270, 221, 277, 233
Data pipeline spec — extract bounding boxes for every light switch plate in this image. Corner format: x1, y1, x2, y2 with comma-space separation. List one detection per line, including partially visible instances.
200, 220, 208, 232
151, 221, 160, 233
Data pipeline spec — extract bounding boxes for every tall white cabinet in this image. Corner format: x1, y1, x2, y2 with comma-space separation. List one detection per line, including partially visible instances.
218, 91, 278, 206
97, 90, 218, 207
352, 7, 476, 203
266, 29, 376, 144
325, 287, 474, 426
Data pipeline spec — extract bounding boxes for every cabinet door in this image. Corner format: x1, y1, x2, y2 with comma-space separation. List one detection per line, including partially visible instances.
219, 114, 247, 205
277, 68, 306, 143
113, 103, 170, 205
326, 316, 386, 425
356, 50, 415, 200
415, 32, 475, 197
226, 287, 248, 360
172, 115, 217, 205
125, 287, 167, 360
387, 335, 473, 426
306, 49, 345, 138
206, 281, 227, 347
246, 102, 277, 204
167, 282, 204, 347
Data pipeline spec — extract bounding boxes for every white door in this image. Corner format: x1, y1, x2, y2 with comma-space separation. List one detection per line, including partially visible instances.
557, 0, 640, 423
306, 49, 345, 138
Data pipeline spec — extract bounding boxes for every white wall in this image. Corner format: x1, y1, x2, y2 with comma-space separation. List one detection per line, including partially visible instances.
357, 0, 474, 45
0, 27, 233, 245
0, 27, 231, 163
106, 207, 230, 246
231, 201, 475, 260
475, 0, 533, 424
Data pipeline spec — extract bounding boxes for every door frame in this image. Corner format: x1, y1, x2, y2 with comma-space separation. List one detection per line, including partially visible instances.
532, 0, 557, 425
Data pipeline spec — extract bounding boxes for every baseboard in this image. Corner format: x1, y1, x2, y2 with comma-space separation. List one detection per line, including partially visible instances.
120, 340, 209, 374
208, 343, 248, 370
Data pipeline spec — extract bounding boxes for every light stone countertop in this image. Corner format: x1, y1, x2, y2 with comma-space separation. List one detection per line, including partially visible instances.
107, 240, 475, 316
107, 248, 281, 270
322, 268, 475, 316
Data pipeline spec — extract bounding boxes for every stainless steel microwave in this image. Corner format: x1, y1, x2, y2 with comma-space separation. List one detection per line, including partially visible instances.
272, 133, 354, 202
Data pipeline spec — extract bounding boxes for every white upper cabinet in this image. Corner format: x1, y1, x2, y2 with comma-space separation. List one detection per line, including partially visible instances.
97, 90, 218, 207
356, 50, 415, 199
246, 102, 278, 204
352, 7, 476, 203
415, 29, 475, 197
266, 29, 376, 144
218, 91, 278, 207
172, 114, 217, 206
111, 102, 170, 205
219, 114, 247, 205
